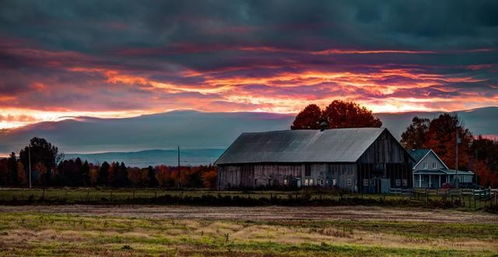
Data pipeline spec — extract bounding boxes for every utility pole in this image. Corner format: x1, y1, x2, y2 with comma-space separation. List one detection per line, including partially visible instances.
177, 146, 181, 188
455, 129, 460, 187
28, 145, 32, 189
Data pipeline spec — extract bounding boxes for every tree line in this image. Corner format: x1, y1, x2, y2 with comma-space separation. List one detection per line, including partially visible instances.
0, 137, 217, 188
1, 100, 497, 188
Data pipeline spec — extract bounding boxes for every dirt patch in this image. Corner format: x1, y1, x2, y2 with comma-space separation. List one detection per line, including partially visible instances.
0, 205, 497, 223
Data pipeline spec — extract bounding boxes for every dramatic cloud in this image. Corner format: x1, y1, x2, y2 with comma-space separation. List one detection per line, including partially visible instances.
0, 0, 497, 128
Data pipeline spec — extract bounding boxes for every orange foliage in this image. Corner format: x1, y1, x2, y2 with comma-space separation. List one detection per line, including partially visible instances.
473, 160, 497, 187
201, 169, 217, 188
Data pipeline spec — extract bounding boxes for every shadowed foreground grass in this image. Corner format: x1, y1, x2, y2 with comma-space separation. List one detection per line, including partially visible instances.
0, 209, 497, 256
1, 188, 496, 213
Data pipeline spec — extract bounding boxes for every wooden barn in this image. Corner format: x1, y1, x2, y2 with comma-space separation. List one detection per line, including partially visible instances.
215, 128, 414, 193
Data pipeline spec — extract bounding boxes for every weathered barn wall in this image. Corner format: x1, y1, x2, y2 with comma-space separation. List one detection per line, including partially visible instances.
357, 130, 413, 192
358, 130, 411, 164
217, 163, 357, 191
326, 164, 357, 192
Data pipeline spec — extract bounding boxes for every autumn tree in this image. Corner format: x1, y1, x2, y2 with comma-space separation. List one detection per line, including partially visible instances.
425, 114, 472, 170
471, 136, 498, 172
0, 159, 8, 186
127, 167, 148, 187
202, 169, 217, 188
291, 104, 322, 129
7, 153, 17, 185
88, 164, 99, 186
291, 100, 382, 130
98, 162, 110, 186
147, 166, 158, 187
323, 100, 382, 128
17, 161, 26, 186
473, 159, 497, 187
155, 165, 172, 187
19, 137, 60, 186
400, 117, 430, 149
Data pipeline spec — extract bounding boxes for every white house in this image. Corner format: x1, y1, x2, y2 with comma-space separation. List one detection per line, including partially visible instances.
410, 149, 474, 188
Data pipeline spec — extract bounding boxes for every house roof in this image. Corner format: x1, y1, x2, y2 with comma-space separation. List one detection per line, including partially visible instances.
410, 149, 449, 170
409, 149, 431, 164
413, 169, 474, 176
215, 127, 387, 165
413, 169, 447, 175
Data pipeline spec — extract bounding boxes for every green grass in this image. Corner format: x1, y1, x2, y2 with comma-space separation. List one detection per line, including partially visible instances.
0, 188, 494, 212
0, 211, 497, 256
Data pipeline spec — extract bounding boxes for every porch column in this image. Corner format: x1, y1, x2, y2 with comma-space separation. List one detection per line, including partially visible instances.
429, 175, 432, 188
419, 174, 422, 188
438, 175, 441, 188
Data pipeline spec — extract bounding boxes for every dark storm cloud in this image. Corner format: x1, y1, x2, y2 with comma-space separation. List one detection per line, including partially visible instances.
0, 0, 497, 119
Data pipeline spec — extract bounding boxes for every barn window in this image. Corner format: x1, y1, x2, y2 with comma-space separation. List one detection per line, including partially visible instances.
395, 179, 401, 187
305, 164, 311, 176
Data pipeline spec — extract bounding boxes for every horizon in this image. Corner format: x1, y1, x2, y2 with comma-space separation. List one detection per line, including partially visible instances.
1, 1, 498, 130
2, 105, 497, 131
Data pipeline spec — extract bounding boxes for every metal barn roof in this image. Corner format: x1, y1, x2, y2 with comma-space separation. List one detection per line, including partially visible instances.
215, 127, 387, 165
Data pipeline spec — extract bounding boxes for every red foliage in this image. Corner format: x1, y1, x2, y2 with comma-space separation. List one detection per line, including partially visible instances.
291, 100, 382, 130
323, 100, 382, 128
291, 104, 322, 129
473, 159, 497, 187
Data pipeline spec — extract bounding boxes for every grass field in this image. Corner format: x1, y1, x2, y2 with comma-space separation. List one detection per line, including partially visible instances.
0, 205, 498, 257
0, 188, 496, 212
0, 205, 497, 256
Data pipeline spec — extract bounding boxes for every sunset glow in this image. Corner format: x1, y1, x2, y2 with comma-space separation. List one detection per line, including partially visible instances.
1, 1, 497, 130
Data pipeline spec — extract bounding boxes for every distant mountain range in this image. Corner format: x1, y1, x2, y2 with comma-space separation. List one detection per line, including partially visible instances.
1, 107, 496, 167
64, 148, 225, 167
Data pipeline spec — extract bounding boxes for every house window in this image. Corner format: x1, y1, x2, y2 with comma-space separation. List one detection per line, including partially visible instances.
363, 179, 369, 187
333, 179, 337, 186
432, 162, 436, 168
309, 179, 314, 186
346, 178, 352, 186
402, 179, 408, 187
424, 163, 428, 169
395, 179, 401, 187
320, 179, 324, 185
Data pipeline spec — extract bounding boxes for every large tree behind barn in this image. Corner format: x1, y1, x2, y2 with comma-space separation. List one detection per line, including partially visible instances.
291, 100, 382, 130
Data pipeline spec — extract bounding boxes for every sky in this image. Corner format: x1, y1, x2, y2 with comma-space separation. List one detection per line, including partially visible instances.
1, 0, 497, 129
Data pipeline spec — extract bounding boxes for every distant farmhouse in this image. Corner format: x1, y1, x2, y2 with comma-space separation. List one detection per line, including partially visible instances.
215, 128, 414, 193
410, 149, 474, 189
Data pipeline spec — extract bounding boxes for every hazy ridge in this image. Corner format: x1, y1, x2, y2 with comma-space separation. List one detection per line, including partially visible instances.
1, 107, 496, 166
